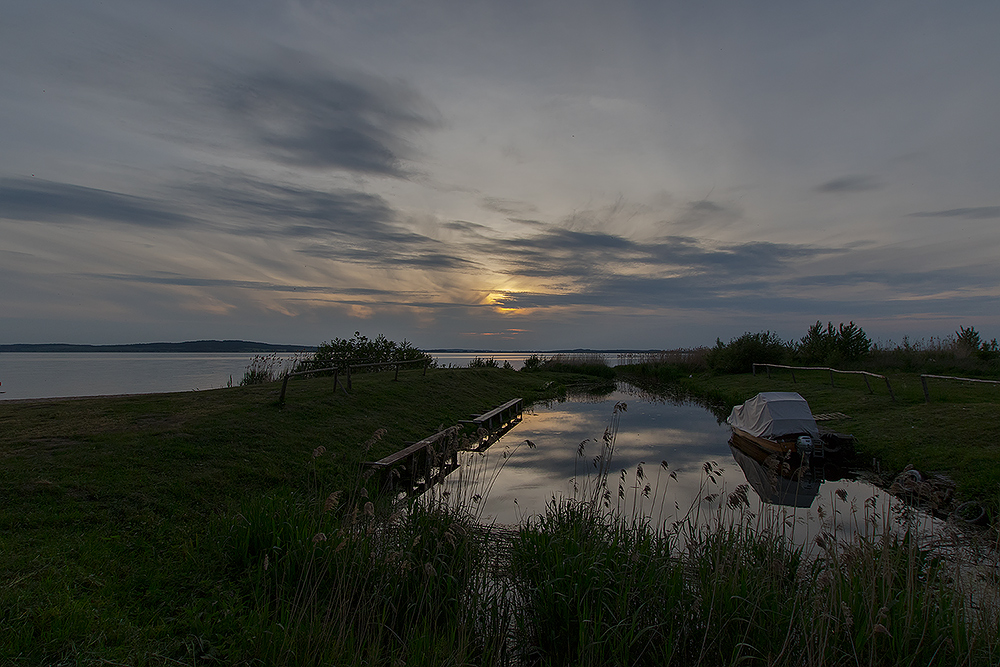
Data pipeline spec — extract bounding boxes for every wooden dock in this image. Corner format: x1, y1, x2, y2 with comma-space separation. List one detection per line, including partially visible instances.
460, 397, 524, 451
365, 397, 524, 494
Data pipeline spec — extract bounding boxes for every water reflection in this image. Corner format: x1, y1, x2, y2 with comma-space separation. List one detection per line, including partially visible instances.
433, 382, 950, 549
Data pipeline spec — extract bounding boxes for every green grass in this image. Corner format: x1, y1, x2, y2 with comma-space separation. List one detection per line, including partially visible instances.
0, 367, 573, 665
4, 364, 1000, 665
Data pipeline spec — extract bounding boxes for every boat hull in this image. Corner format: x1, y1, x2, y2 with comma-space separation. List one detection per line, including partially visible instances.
729, 427, 799, 457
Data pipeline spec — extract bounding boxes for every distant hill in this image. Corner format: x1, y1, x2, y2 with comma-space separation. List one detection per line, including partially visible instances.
0, 340, 317, 353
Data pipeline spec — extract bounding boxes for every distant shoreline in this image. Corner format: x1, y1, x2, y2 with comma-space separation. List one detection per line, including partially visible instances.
2, 343, 672, 354
0, 340, 316, 353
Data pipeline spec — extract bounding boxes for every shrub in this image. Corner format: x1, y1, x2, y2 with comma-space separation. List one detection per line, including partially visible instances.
521, 354, 544, 371
706, 331, 790, 374
797, 321, 871, 365
239, 353, 290, 386
297, 332, 433, 372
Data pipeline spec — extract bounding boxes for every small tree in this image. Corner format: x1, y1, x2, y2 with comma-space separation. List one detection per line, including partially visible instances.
955, 326, 982, 358
797, 321, 870, 365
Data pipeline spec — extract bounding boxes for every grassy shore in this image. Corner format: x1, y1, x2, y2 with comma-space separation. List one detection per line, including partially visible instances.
4, 364, 1000, 665
0, 367, 571, 665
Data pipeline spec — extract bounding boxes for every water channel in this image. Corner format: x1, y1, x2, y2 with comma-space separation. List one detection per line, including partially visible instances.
436, 382, 948, 549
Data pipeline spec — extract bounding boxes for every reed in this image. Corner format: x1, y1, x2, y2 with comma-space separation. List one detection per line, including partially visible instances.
223, 409, 1000, 666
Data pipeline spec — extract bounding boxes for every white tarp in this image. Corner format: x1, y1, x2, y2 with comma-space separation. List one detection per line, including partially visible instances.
727, 392, 820, 439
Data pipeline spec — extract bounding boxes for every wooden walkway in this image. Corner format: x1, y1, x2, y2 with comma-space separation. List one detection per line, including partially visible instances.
365, 398, 524, 494
460, 397, 524, 451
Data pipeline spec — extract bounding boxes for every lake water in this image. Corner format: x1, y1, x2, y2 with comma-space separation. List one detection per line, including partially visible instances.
0, 351, 606, 400
435, 383, 946, 548
0, 353, 280, 401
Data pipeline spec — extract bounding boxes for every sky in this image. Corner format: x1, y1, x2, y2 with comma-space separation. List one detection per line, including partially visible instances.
2, 1, 999, 350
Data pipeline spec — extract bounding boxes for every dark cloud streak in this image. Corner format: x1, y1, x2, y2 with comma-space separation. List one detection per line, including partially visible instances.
213, 64, 439, 176
909, 207, 1000, 219
0, 178, 193, 227
815, 175, 883, 193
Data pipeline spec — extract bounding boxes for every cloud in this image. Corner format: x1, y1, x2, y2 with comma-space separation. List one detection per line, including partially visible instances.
178, 173, 400, 237
212, 61, 440, 176
0, 178, 193, 227
473, 226, 835, 281
480, 196, 538, 216
908, 207, 1000, 219
815, 175, 883, 193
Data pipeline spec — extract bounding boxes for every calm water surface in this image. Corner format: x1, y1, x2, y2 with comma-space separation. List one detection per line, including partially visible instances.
438, 383, 944, 546
0, 353, 288, 400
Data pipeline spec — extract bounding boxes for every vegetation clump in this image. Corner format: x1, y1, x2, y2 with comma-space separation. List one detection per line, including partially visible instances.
706, 330, 789, 374
297, 331, 433, 372
520, 352, 615, 379
239, 352, 295, 386
223, 414, 1000, 666
703, 322, 999, 376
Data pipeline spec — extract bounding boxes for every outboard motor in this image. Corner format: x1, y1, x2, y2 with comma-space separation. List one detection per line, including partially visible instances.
797, 435, 824, 463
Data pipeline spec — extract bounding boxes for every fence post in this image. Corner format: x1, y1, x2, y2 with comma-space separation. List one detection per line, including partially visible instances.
394, 363, 400, 381
753, 364, 757, 377
863, 375, 873, 394
921, 376, 930, 403
884, 376, 896, 402
791, 370, 796, 383
829, 369, 835, 387
423, 360, 428, 376
279, 373, 290, 404
766, 365, 771, 379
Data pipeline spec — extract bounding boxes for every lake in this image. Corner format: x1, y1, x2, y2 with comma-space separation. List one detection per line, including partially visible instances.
0, 352, 277, 401
0, 351, 597, 400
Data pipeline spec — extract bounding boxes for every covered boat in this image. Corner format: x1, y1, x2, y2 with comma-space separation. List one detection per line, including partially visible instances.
727, 392, 821, 456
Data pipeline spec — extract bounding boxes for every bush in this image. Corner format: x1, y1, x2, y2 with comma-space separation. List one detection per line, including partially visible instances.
797, 321, 871, 365
706, 331, 790, 374
297, 332, 433, 373
521, 354, 544, 371
239, 353, 290, 386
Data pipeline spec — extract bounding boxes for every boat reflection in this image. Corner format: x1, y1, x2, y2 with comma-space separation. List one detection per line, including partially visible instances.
728, 435, 842, 508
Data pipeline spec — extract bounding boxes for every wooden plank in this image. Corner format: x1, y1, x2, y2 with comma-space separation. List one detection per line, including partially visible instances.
473, 397, 522, 423
370, 426, 462, 467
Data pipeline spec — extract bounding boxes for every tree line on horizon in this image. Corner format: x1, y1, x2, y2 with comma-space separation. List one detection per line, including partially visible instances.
706, 322, 1000, 375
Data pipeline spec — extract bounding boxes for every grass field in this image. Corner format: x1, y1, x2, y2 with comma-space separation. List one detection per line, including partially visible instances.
3, 363, 999, 665
0, 367, 571, 665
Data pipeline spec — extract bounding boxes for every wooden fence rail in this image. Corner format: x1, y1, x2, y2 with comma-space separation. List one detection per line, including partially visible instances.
920, 374, 1000, 403
279, 358, 429, 404
753, 363, 895, 401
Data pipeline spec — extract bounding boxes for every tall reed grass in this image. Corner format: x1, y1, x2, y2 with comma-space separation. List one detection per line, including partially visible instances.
223, 414, 1000, 666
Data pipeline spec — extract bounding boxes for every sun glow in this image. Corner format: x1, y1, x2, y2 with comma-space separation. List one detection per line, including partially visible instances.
485, 290, 522, 314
